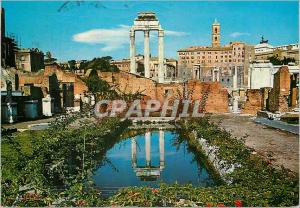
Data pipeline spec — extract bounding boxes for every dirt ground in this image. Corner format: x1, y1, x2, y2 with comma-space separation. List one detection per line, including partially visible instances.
210, 114, 299, 173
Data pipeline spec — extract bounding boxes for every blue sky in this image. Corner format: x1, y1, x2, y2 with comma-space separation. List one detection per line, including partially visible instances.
3, 1, 299, 61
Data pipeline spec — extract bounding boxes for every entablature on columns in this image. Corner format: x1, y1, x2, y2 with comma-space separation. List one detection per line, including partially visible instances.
131, 25, 162, 32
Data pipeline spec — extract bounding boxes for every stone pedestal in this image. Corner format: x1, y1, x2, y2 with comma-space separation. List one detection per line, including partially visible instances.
42, 95, 54, 117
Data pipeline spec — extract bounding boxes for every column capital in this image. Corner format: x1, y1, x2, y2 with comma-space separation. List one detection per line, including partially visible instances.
144, 30, 150, 37
130, 29, 135, 37
158, 29, 164, 37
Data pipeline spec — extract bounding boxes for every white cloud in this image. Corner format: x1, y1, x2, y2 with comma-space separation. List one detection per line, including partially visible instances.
72, 25, 188, 52
229, 32, 250, 38
165, 30, 188, 36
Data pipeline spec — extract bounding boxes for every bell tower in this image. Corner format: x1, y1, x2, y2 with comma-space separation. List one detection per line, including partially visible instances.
212, 19, 220, 47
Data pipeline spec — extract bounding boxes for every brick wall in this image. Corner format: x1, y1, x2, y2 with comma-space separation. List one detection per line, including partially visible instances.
268, 66, 290, 112
18, 63, 88, 96
241, 89, 263, 115
99, 71, 229, 113
17, 67, 229, 114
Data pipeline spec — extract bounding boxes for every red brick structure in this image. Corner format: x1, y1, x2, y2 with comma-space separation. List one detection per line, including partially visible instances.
268, 66, 290, 112
241, 66, 292, 114
98, 71, 229, 113
241, 89, 263, 115
16, 64, 229, 114
18, 63, 88, 111
18, 63, 88, 95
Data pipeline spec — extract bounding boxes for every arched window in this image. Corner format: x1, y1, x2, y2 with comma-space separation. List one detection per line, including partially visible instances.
215, 28, 217, 33
215, 37, 217, 41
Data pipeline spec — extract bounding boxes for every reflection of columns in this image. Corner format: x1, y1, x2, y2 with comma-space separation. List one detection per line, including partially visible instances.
159, 130, 165, 169
131, 137, 137, 168
130, 29, 136, 74
158, 30, 164, 83
145, 131, 151, 166
144, 30, 150, 78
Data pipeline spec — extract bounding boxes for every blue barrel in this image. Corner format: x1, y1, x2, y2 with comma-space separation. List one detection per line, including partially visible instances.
24, 100, 39, 120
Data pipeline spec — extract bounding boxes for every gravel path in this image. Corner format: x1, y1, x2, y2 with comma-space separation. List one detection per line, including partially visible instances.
210, 114, 299, 173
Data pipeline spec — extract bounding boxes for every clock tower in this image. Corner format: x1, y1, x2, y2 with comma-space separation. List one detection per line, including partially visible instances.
212, 19, 220, 47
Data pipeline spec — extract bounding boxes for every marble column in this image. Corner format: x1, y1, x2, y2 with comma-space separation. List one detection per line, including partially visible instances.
158, 30, 164, 83
131, 137, 137, 168
233, 96, 239, 113
159, 129, 165, 169
232, 66, 239, 113
233, 66, 238, 90
199, 66, 202, 80
212, 69, 215, 82
130, 29, 136, 74
144, 30, 150, 78
145, 131, 151, 166
248, 64, 252, 89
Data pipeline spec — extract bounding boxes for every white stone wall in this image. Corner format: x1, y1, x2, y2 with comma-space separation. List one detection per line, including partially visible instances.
249, 62, 274, 89
249, 63, 300, 89
192, 130, 241, 184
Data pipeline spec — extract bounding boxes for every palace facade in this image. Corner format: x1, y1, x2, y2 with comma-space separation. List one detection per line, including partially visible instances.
177, 20, 254, 89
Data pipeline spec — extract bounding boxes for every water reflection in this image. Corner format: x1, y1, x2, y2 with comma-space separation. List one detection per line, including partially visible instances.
93, 129, 216, 193
131, 129, 165, 181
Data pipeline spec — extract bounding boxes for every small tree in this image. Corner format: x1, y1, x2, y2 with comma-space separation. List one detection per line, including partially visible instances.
268, 55, 295, 65
68, 60, 77, 71
85, 70, 117, 103
44, 51, 57, 64
79, 56, 119, 72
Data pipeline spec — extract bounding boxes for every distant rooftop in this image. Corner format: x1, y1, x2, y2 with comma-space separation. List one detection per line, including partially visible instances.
17, 48, 43, 54
177, 41, 245, 52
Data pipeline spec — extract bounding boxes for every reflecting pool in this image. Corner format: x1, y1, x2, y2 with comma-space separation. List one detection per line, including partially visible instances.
93, 129, 216, 194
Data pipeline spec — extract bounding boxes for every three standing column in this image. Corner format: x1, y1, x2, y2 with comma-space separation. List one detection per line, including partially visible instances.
130, 27, 164, 83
